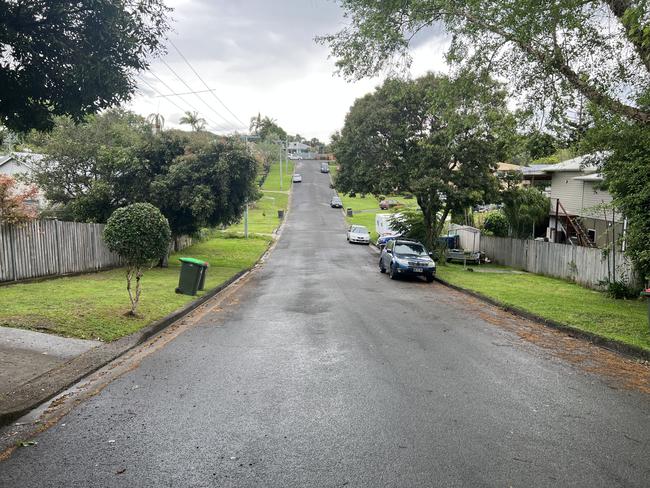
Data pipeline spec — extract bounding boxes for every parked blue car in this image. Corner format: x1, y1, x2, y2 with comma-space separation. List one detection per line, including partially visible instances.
379, 239, 436, 282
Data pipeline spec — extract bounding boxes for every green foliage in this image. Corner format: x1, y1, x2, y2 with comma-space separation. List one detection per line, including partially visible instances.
179, 111, 206, 132
103, 203, 171, 267
249, 114, 287, 141
333, 71, 511, 248
151, 138, 259, 235
319, 1, 650, 125
501, 186, 549, 239
482, 211, 509, 237
525, 131, 558, 160
600, 279, 641, 300
388, 207, 427, 243
30, 110, 187, 223
104, 202, 171, 315
0, 0, 170, 132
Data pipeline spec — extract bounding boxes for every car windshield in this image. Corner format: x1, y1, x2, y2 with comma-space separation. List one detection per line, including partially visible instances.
351, 226, 368, 233
394, 243, 428, 257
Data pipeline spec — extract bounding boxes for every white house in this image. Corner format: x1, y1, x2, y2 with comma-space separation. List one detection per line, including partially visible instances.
0, 152, 47, 209
287, 142, 316, 159
543, 153, 622, 249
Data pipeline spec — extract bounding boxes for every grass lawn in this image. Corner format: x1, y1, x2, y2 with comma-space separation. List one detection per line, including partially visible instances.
228, 161, 293, 236
261, 160, 295, 192
340, 194, 418, 243
328, 162, 338, 182
0, 235, 271, 342
437, 263, 650, 352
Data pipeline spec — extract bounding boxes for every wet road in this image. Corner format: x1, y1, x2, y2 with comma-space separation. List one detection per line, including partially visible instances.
1, 160, 648, 487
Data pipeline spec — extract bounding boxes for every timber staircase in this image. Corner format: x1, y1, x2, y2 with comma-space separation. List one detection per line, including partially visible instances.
553, 199, 596, 248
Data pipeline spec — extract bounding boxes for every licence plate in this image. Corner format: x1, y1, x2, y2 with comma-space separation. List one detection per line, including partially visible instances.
413, 268, 423, 273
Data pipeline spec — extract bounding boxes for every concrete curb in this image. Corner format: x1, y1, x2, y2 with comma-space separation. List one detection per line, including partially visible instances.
0, 267, 259, 427
434, 276, 650, 362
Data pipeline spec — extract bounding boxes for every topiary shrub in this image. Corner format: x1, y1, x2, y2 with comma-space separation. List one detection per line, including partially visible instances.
103, 203, 171, 316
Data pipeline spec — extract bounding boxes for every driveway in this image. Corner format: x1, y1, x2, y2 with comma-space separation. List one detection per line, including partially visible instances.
0, 160, 648, 487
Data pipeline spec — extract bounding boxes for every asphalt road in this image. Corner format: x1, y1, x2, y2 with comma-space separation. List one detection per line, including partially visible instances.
1, 160, 648, 487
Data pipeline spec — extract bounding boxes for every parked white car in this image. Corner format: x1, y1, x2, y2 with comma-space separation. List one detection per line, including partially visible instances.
292, 173, 302, 183
347, 225, 370, 245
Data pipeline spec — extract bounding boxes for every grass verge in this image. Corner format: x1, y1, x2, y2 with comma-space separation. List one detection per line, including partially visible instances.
0, 235, 271, 342
228, 160, 293, 235
436, 263, 650, 353
340, 194, 417, 243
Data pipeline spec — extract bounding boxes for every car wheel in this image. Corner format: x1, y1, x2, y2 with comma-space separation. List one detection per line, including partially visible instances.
425, 274, 434, 283
389, 263, 397, 280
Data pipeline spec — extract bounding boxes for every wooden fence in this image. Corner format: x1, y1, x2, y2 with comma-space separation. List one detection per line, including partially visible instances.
0, 220, 193, 284
473, 235, 636, 289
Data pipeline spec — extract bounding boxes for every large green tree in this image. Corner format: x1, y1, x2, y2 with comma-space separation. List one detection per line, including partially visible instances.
0, 0, 170, 132
322, 0, 650, 282
150, 138, 260, 235
334, 72, 511, 248
29, 110, 186, 223
319, 1, 650, 124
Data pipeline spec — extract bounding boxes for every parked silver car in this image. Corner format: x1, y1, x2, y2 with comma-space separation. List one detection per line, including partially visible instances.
347, 225, 370, 244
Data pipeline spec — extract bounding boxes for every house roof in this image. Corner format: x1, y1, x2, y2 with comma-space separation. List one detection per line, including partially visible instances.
541, 152, 609, 173
573, 173, 604, 182
288, 142, 310, 150
521, 164, 552, 177
496, 162, 522, 172
0, 152, 44, 170
0, 155, 12, 168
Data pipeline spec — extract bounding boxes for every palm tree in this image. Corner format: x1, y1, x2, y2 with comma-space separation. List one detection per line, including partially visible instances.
146, 113, 165, 133
179, 111, 206, 132
249, 112, 262, 135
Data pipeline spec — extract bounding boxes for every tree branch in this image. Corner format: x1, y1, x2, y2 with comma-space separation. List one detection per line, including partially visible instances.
604, 0, 650, 74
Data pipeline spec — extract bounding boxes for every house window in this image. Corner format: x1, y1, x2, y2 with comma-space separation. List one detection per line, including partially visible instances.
587, 229, 596, 244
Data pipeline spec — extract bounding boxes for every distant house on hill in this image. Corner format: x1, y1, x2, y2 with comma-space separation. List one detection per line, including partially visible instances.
542, 153, 622, 249
287, 142, 316, 159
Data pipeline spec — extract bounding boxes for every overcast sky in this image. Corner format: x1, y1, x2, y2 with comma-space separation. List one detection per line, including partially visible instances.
128, 0, 450, 142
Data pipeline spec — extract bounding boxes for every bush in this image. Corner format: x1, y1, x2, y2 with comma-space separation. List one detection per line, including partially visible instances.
482, 211, 509, 237
104, 203, 171, 315
600, 279, 641, 300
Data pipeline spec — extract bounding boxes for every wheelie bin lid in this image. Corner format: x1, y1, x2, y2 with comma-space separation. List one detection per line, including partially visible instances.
179, 257, 209, 267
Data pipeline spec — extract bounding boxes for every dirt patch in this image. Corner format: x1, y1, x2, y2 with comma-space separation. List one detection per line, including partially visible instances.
442, 287, 650, 394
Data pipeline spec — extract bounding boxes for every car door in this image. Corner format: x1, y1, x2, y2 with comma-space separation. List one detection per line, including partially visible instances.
382, 240, 394, 267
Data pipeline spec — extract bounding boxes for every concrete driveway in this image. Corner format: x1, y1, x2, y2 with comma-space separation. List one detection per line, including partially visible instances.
0, 160, 648, 487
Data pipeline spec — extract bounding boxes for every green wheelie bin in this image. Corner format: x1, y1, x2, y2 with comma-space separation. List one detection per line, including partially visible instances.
176, 257, 209, 296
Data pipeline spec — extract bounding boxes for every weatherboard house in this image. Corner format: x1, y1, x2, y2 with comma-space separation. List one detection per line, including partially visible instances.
543, 154, 623, 249
0, 152, 47, 209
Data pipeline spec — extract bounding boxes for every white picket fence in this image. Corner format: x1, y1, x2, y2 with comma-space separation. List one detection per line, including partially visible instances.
473, 235, 636, 289
0, 220, 192, 284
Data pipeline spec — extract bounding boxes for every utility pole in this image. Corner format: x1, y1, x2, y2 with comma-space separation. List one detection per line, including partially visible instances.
279, 147, 283, 191
244, 202, 249, 239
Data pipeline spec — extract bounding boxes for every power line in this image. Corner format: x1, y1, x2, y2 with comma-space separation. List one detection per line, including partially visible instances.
154, 88, 219, 98
137, 75, 188, 115
159, 58, 240, 129
144, 69, 231, 132
168, 39, 247, 128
